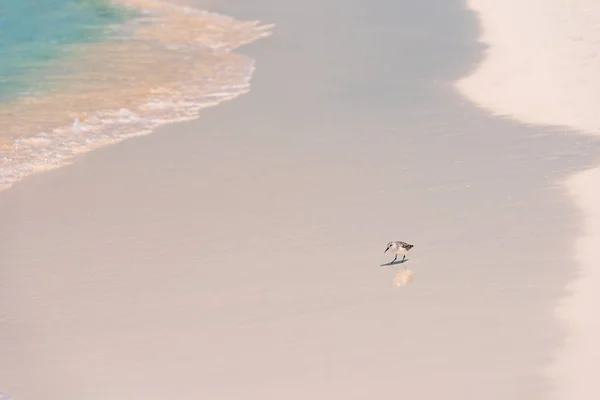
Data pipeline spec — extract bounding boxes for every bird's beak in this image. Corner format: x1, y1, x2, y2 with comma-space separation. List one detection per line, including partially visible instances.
384, 247, 389, 253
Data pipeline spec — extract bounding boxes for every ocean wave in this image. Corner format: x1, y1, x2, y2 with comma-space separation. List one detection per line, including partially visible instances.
0, 0, 273, 190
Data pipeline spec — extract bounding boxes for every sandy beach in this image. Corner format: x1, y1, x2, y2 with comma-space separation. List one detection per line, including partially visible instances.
457, 1, 600, 398
1, 0, 599, 399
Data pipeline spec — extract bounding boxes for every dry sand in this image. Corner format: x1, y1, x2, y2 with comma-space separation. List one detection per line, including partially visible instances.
457, 0, 600, 398
1, 0, 599, 399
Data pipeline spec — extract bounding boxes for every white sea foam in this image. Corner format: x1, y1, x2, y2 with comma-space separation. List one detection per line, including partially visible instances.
0, 0, 273, 190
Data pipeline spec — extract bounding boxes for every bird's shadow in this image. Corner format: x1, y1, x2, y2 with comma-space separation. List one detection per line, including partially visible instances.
380, 259, 409, 268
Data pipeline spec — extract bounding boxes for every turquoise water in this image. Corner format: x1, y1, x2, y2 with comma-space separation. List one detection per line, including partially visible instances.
0, 0, 135, 101
0, 0, 271, 191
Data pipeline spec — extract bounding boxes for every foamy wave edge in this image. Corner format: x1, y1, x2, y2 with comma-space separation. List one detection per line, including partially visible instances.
0, 1, 274, 190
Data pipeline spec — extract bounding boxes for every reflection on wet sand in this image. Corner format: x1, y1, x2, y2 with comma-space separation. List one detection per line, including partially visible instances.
393, 269, 415, 288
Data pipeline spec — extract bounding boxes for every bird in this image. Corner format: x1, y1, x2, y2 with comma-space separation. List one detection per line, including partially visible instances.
384, 241, 414, 266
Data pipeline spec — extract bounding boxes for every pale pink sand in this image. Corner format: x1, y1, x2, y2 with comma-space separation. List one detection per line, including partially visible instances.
457, 1, 600, 398
548, 168, 600, 400
0, 0, 575, 398
456, 0, 600, 135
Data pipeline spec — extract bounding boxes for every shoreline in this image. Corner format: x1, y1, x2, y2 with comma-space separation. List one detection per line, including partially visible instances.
1, 0, 592, 397
456, 1, 600, 398
546, 166, 600, 399
0, 0, 273, 191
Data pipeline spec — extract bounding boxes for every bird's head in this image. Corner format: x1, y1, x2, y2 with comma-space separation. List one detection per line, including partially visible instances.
384, 242, 395, 253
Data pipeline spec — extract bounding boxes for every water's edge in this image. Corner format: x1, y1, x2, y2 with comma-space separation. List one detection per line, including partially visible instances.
0, 0, 274, 190
455, 1, 600, 398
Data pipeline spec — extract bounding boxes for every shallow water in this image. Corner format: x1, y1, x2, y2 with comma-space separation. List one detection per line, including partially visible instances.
0, 0, 133, 101
0, 0, 273, 189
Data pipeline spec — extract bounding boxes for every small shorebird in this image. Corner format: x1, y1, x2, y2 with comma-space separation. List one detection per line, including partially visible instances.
384, 241, 414, 265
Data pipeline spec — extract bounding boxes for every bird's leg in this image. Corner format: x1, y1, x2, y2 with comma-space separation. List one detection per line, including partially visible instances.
401, 255, 406, 263
391, 255, 397, 265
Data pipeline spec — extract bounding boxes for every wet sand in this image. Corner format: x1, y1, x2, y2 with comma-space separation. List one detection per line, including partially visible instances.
1, 0, 599, 399
457, 1, 600, 398
0, 0, 272, 189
